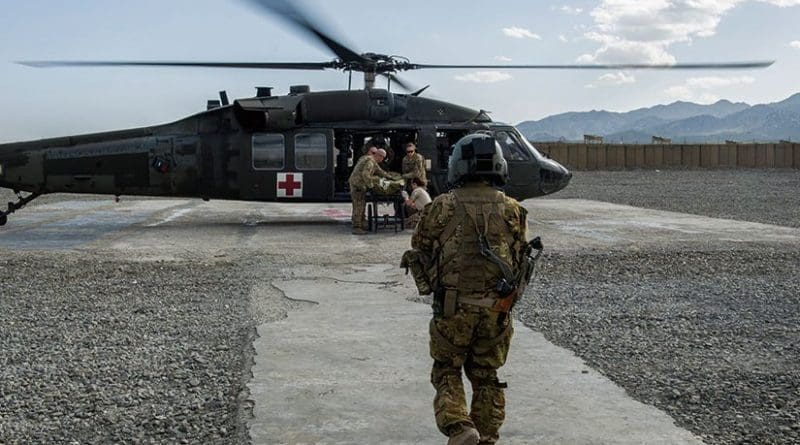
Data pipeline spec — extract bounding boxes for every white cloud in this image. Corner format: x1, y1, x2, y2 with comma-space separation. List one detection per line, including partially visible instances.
666, 76, 755, 101
791, 40, 800, 48
685, 76, 755, 88
585, 71, 636, 88
560, 5, 584, 14
760, 0, 800, 6
579, 0, 743, 64
600, 72, 636, 84
666, 88, 720, 104
575, 0, 800, 65
578, 38, 677, 64
578, 1, 800, 65
665, 85, 692, 100
502, 26, 542, 40
698, 93, 721, 103
455, 71, 513, 83
495, 55, 513, 62
558, 34, 569, 43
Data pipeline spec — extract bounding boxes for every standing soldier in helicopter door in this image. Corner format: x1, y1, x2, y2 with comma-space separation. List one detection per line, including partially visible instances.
348, 148, 395, 235
402, 142, 427, 191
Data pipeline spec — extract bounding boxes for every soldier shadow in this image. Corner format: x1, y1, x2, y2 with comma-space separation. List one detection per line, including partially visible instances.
145, 218, 412, 235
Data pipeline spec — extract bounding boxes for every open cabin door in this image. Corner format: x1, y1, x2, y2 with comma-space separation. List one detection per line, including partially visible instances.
429, 127, 469, 196
241, 129, 334, 202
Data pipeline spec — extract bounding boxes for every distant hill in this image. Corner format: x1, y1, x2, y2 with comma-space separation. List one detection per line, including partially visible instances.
517, 94, 800, 143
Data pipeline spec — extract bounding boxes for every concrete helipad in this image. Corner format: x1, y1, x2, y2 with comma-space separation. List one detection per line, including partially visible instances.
3, 195, 799, 444
248, 264, 704, 445
245, 198, 800, 444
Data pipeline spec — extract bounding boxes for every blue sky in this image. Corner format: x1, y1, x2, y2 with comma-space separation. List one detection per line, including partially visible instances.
1, 0, 799, 142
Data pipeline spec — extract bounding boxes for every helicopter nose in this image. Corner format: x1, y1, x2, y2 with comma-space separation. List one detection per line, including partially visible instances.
539, 159, 572, 195
562, 169, 573, 188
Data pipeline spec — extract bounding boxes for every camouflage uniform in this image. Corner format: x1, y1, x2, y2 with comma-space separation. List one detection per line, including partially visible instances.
412, 182, 527, 444
348, 154, 394, 231
402, 152, 427, 189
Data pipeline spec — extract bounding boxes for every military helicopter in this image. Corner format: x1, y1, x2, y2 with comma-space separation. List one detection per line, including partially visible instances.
0, 0, 773, 227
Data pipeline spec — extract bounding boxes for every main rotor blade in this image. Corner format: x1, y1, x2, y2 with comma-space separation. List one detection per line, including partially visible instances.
245, 0, 365, 64
409, 61, 775, 70
18, 60, 335, 70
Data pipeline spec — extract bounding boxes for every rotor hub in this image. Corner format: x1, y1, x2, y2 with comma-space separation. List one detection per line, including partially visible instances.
333, 53, 412, 74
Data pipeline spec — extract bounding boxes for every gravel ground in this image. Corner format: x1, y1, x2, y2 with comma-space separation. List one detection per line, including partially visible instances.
0, 253, 258, 444
518, 169, 800, 444
544, 169, 800, 228
2, 170, 799, 444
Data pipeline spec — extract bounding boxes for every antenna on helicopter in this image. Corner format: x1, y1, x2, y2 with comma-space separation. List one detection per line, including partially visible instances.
411, 85, 430, 97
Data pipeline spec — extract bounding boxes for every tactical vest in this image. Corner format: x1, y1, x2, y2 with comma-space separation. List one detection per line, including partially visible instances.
437, 186, 517, 298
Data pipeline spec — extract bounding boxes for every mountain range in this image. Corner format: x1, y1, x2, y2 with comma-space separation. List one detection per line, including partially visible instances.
517, 93, 800, 143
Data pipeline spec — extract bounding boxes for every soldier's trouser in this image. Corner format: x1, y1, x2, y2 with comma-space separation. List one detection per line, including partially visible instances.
404, 210, 421, 229
350, 188, 367, 230
429, 305, 513, 444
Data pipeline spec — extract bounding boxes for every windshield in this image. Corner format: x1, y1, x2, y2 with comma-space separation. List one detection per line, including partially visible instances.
494, 130, 531, 161
512, 128, 546, 160
492, 128, 545, 161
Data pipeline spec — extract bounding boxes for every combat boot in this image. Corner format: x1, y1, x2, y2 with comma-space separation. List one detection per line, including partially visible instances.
447, 426, 480, 445
352, 227, 369, 235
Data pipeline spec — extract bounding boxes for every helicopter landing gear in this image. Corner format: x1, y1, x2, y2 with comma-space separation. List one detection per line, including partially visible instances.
0, 191, 41, 227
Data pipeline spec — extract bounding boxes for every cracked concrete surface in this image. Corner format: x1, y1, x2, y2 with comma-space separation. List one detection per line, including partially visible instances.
248, 263, 703, 445
6, 195, 791, 443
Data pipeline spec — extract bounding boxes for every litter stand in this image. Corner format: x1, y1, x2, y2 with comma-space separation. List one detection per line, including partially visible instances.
366, 192, 405, 233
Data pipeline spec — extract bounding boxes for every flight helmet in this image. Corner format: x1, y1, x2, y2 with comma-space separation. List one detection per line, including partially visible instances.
447, 133, 508, 186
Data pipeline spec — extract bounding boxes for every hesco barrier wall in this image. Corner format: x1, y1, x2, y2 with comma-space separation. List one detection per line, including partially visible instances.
532, 142, 800, 170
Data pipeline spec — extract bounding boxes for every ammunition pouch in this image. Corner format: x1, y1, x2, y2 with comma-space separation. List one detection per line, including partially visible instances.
432, 287, 444, 317
401, 249, 434, 295
432, 287, 460, 318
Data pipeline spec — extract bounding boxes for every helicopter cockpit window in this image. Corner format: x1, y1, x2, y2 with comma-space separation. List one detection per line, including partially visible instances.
295, 133, 327, 170
495, 131, 531, 161
252, 134, 285, 170
522, 139, 546, 160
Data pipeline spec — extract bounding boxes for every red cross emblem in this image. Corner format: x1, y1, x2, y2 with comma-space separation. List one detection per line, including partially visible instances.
277, 172, 303, 198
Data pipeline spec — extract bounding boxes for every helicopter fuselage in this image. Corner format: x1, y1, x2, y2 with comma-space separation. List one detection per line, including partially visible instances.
0, 88, 571, 225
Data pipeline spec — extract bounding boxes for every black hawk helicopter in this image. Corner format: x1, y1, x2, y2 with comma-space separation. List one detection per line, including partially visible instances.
0, 0, 773, 227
